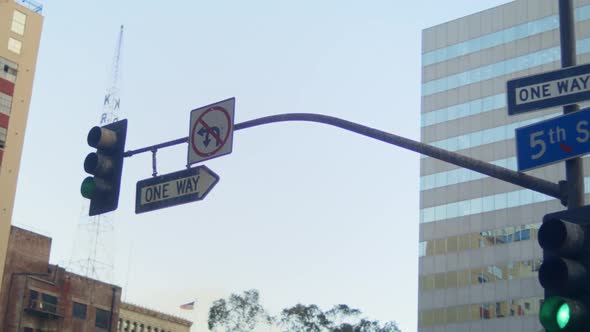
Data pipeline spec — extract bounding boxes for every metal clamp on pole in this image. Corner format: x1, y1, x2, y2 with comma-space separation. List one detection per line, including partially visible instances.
151, 148, 158, 177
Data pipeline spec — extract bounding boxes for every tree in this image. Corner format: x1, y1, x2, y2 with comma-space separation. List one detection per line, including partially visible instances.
279, 303, 400, 332
380, 321, 401, 332
326, 304, 362, 328
279, 304, 332, 332
349, 319, 401, 332
333, 319, 401, 332
208, 289, 272, 332
208, 289, 401, 332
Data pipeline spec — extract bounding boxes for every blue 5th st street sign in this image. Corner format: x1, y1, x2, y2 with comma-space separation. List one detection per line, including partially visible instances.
516, 107, 590, 171
507, 63, 590, 116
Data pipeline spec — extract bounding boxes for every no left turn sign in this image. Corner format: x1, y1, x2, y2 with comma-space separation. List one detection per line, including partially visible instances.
187, 97, 235, 165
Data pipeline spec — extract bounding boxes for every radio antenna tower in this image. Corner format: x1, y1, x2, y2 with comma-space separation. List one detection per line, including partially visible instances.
68, 25, 124, 282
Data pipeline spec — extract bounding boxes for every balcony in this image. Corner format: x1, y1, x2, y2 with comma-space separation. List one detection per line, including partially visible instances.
24, 299, 64, 319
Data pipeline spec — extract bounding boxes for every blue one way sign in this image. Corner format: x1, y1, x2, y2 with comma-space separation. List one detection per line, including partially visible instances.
516, 108, 590, 171
507, 63, 590, 115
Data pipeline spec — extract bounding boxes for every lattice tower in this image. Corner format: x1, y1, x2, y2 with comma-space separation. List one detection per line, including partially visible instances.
68, 26, 124, 283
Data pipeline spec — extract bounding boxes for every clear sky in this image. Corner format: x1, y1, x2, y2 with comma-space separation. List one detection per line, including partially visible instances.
12, 1, 513, 331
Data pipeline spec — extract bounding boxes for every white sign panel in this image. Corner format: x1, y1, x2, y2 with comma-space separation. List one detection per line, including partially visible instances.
135, 166, 220, 214
515, 74, 590, 105
507, 63, 590, 115
187, 98, 235, 165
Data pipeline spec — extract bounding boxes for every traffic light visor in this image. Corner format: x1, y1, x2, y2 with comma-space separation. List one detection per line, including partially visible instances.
87, 126, 118, 149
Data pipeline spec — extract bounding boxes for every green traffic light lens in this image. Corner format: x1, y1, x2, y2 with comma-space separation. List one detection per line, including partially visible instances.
556, 303, 570, 329
81, 177, 96, 199
540, 296, 574, 331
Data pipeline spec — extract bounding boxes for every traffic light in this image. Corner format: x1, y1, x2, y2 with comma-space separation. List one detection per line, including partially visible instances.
538, 205, 590, 331
81, 119, 127, 216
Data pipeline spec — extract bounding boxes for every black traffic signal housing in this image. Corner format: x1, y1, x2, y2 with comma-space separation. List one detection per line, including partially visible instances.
538, 205, 590, 331
81, 119, 127, 216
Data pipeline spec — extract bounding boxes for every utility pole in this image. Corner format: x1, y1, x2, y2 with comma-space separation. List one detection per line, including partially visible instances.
559, 0, 585, 209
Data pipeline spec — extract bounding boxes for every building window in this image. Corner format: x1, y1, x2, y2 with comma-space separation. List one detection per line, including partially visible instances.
0, 127, 6, 149
419, 223, 540, 257
419, 258, 543, 292
418, 296, 543, 327
73, 302, 87, 319
0, 93, 12, 116
8, 38, 22, 54
11, 10, 26, 35
41, 293, 58, 313
95, 308, 110, 329
28, 289, 38, 308
1, 57, 18, 83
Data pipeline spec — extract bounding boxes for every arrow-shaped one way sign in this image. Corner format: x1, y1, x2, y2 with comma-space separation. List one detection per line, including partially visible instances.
135, 166, 219, 214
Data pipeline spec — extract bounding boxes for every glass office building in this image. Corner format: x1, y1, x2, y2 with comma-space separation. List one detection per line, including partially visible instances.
419, 0, 590, 330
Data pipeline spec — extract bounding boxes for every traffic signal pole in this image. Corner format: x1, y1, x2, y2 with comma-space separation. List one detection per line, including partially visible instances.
125, 112, 566, 203
124, 3, 590, 207
94, 1, 587, 330
536, 4, 588, 331
559, 0, 585, 209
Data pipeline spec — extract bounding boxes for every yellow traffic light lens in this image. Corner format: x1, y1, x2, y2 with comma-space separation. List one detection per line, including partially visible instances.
81, 177, 96, 199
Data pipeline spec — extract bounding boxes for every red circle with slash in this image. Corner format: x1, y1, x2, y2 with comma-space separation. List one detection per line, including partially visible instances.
191, 106, 231, 157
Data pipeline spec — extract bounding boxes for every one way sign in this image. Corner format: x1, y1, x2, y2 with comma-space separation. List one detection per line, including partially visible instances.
507, 63, 590, 115
135, 166, 219, 213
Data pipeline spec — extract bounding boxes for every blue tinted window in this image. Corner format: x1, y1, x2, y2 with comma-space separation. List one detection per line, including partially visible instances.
471, 197, 483, 215
494, 193, 507, 211
446, 202, 458, 219
577, 5, 590, 20
421, 176, 590, 224
482, 196, 494, 212
421, 94, 507, 128
426, 113, 559, 154
422, 43, 569, 96
420, 157, 518, 191
458, 200, 470, 217
422, 11, 564, 66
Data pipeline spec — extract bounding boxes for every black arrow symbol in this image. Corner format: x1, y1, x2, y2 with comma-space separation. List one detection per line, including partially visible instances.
198, 126, 222, 147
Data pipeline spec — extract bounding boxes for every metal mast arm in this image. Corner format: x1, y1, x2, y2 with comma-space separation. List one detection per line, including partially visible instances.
124, 113, 566, 202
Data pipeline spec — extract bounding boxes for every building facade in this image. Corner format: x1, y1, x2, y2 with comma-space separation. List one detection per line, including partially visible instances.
118, 302, 192, 332
0, 0, 43, 296
0, 226, 122, 332
419, 0, 590, 331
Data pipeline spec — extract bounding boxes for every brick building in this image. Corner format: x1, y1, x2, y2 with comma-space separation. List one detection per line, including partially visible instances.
0, 226, 122, 331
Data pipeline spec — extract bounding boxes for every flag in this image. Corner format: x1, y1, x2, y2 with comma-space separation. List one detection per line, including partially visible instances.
180, 301, 195, 310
